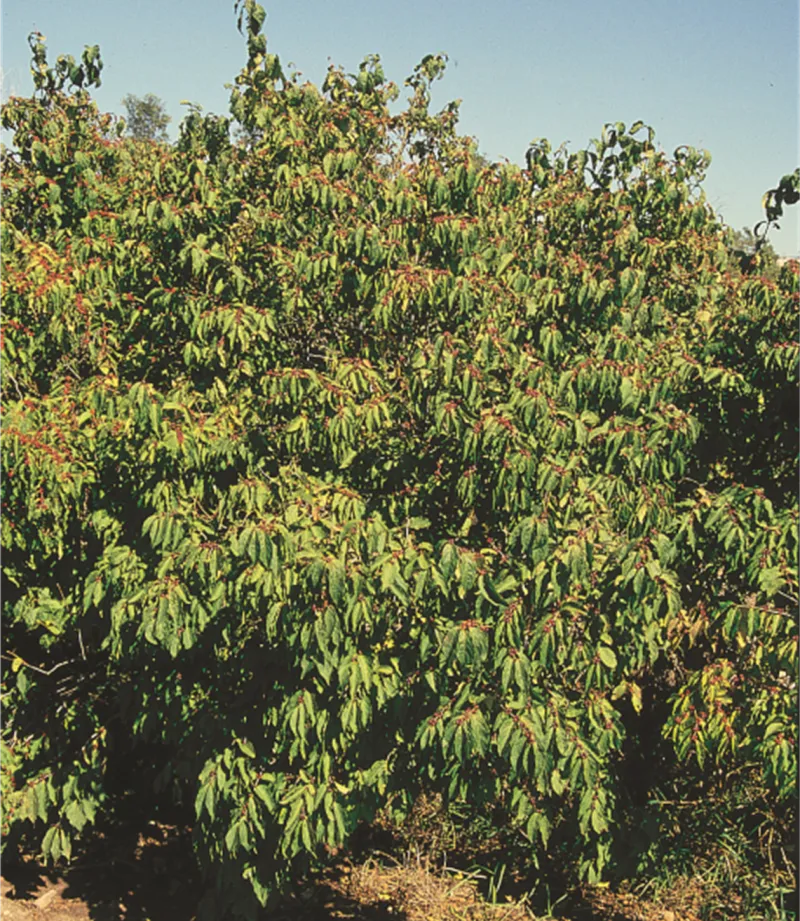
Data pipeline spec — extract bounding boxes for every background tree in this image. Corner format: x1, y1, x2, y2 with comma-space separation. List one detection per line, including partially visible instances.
121, 91, 170, 142
466, 137, 492, 170
727, 225, 780, 279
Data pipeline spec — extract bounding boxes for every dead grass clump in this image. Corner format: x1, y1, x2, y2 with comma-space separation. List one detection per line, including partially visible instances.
582, 883, 696, 921
326, 857, 537, 921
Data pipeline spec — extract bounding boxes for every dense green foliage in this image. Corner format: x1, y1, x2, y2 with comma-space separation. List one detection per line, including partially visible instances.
2, 4, 797, 917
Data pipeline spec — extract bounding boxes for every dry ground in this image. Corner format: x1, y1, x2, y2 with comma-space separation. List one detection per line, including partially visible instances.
0, 822, 725, 921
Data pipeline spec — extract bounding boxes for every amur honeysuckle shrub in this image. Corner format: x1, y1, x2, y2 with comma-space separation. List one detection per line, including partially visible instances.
1, 2, 797, 916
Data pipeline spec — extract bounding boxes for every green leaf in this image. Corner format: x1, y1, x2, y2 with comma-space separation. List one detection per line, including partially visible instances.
236, 738, 256, 758
551, 769, 565, 795
65, 800, 87, 832
496, 252, 516, 277
459, 553, 478, 591
629, 682, 642, 713
597, 646, 617, 669
328, 560, 346, 606
590, 807, 608, 835
407, 516, 431, 530
440, 542, 457, 582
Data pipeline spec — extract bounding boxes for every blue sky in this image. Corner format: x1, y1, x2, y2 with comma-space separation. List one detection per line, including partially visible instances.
2, 0, 798, 254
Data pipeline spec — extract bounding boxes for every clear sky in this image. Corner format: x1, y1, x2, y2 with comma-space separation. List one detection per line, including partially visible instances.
2, 0, 798, 255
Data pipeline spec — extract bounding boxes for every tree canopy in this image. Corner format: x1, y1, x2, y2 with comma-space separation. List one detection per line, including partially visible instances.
1, 6, 797, 919
121, 91, 171, 143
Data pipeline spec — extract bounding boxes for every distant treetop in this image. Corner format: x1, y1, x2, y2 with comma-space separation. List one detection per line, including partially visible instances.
121, 92, 170, 143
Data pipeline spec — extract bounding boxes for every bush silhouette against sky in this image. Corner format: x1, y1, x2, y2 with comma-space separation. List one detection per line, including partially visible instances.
1, 0, 797, 253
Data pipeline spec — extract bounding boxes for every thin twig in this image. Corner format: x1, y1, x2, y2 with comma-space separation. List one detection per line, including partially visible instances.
4, 370, 24, 401
1, 652, 76, 677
